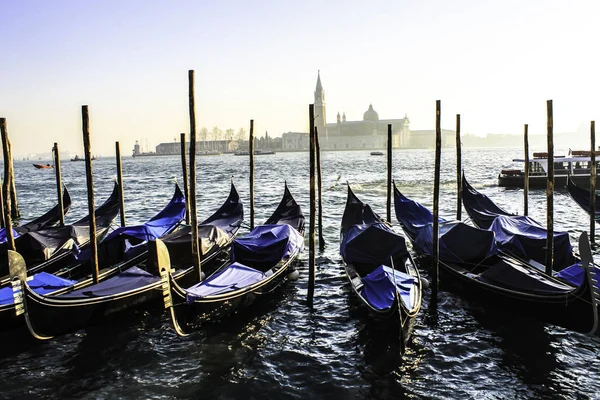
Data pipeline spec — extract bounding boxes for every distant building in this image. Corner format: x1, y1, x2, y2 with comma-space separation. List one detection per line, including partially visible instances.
283, 72, 454, 150
282, 132, 309, 150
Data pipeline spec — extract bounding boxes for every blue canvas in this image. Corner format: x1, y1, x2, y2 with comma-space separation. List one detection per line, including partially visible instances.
185, 262, 266, 301
232, 224, 304, 264
0, 272, 76, 305
361, 265, 415, 310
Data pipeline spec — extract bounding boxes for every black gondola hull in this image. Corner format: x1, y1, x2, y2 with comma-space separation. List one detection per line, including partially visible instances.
421, 256, 595, 334
22, 284, 164, 337
171, 259, 297, 326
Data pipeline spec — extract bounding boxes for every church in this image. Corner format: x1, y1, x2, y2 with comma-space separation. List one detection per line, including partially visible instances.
282, 72, 454, 150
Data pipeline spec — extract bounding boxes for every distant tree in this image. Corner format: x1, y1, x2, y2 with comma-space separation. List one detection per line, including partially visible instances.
212, 126, 223, 141
200, 127, 209, 151
225, 129, 235, 141
237, 128, 247, 141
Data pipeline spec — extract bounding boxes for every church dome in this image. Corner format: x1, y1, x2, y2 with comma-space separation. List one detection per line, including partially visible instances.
363, 104, 379, 122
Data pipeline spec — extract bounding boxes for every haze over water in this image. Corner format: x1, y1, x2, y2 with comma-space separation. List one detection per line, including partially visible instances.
1, 148, 598, 399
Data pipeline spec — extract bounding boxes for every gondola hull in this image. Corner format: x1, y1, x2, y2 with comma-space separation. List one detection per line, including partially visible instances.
417, 254, 595, 334
11, 244, 234, 338
8, 183, 243, 339
19, 281, 164, 337
394, 183, 599, 335
344, 262, 418, 351
0, 182, 121, 280
170, 257, 298, 326
166, 183, 305, 335
340, 185, 423, 352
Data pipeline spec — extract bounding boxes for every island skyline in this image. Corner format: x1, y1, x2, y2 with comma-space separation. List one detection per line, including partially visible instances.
2, 1, 599, 158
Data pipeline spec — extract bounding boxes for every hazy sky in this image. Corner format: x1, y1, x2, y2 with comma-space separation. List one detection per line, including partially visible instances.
1, 0, 599, 157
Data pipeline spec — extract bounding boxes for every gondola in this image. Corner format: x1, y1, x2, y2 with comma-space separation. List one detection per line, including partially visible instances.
394, 182, 599, 335
462, 174, 600, 299
567, 177, 600, 221
340, 185, 422, 352
7, 182, 243, 339
0, 185, 72, 244
0, 182, 121, 280
164, 183, 304, 336
0, 183, 185, 333
461, 175, 577, 270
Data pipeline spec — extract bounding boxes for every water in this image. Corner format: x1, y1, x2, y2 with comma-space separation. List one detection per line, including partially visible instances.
1, 149, 599, 399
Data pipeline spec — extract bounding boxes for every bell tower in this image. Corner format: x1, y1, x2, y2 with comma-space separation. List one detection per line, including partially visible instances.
314, 71, 327, 147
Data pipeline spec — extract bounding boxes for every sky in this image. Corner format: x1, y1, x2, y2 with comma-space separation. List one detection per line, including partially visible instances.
1, 0, 599, 157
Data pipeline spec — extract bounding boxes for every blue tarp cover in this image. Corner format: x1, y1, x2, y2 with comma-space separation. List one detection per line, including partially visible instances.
462, 177, 575, 269
556, 262, 600, 291
361, 265, 415, 310
185, 262, 266, 301
58, 266, 159, 299
232, 224, 304, 264
340, 223, 409, 265
489, 215, 573, 269
556, 262, 584, 286
102, 185, 186, 244
0, 272, 76, 305
394, 190, 498, 263
0, 228, 20, 243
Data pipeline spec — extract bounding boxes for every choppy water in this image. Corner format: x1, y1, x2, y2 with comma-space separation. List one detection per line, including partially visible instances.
1, 148, 599, 400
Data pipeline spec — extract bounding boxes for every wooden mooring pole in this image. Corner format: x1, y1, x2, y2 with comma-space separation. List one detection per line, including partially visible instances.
315, 127, 325, 250
590, 121, 596, 244
8, 138, 19, 220
456, 114, 462, 221
180, 133, 190, 225
307, 104, 316, 305
115, 142, 126, 227
249, 120, 255, 230
81, 106, 99, 283
188, 70, 201, 281
387, 124, 392, 223
432, 100, 442, 299
0, 118, 15, 250
545, 100, 554, 275
524, 124, 529, 216
53, 143, 65, 226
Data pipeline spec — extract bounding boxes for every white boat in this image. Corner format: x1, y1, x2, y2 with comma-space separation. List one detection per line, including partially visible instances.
498, 150, 600, 188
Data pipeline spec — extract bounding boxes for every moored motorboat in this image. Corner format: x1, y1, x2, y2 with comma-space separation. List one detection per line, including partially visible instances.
340, 185, 422, 352
498, 151, 600, 188
7, 182, 243, 339
165, 183, 304, 335
394, 182, 600, 335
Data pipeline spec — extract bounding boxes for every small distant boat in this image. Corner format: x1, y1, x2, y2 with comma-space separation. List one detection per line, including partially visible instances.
234, 149, 276, 156
71, 155, 96, 162
370, 151, 384, 156
198, 150, 222, 156
33, 164, 53, 169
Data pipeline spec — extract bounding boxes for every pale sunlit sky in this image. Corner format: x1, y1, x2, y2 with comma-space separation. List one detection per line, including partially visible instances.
1, 0, 599, 157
